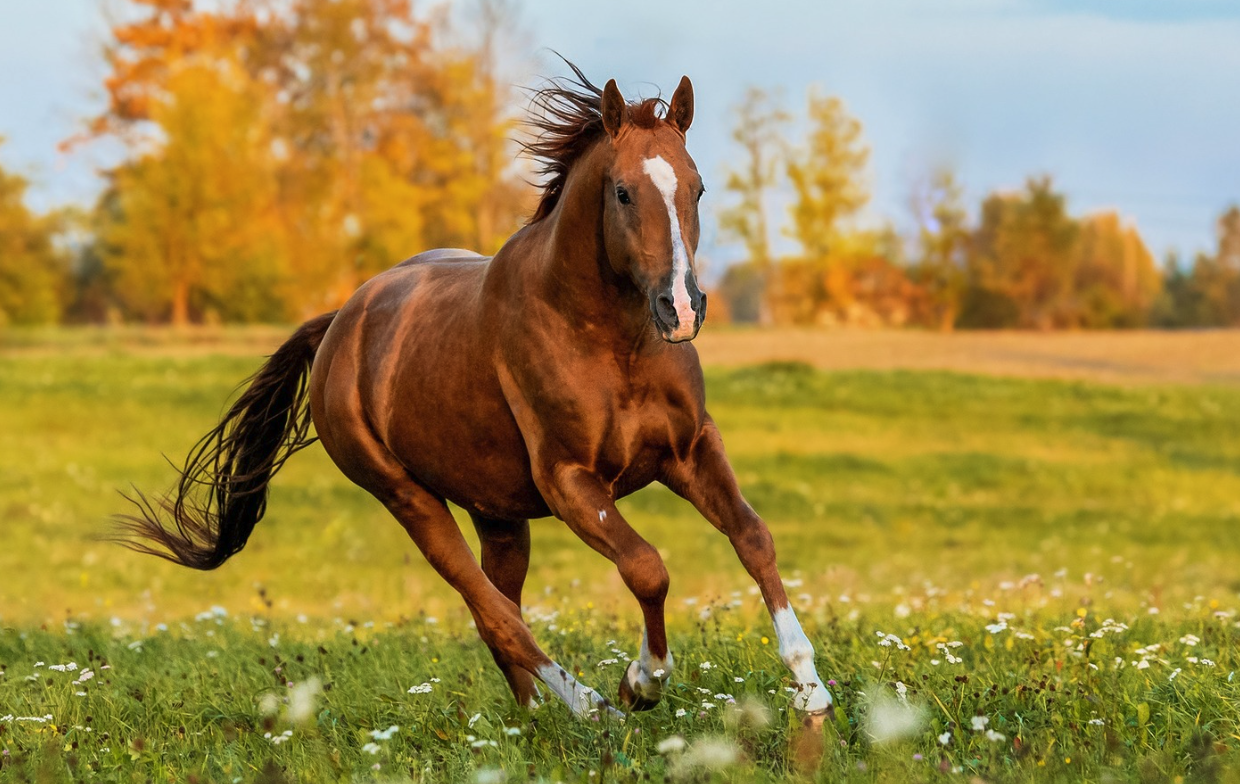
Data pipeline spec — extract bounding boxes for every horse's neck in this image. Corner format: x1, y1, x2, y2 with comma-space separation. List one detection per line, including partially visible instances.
535, 150, 651, 346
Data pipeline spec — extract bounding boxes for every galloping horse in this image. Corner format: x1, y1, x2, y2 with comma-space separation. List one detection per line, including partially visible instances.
119, 64, 832, 722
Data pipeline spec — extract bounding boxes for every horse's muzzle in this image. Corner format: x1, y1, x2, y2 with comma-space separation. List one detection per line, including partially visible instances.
651, 289, 707, 343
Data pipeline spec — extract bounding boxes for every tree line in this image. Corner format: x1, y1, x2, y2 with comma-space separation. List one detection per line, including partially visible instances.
3, 0, 526, 327
715, 87, 1240, 330
1, 1, 1237, 329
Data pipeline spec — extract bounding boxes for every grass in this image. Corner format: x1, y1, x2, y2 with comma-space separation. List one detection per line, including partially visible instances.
4, 338, 1240, 781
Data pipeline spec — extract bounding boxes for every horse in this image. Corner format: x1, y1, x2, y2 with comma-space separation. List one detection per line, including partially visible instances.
117, 64, 833, 723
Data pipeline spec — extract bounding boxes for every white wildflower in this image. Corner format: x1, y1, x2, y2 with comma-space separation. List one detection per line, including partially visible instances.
865, 694, 925, 743
656, 735, 687, 754
971, 715, 990, 731
287, 677, 321, 724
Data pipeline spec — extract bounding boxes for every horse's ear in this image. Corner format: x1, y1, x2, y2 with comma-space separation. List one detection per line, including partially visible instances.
668, 75, 694, 134
601, 79, 629, 138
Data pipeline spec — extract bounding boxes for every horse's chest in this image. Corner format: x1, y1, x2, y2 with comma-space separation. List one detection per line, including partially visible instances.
592, 401, 684, 494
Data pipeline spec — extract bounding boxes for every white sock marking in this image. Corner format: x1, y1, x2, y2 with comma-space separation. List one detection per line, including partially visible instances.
626, 631, 673, 701
536, 663, 619, 719
642, 155, 695, 339
772, 606, 832, 712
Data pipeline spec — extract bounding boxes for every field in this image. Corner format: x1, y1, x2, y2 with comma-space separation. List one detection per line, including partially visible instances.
4, 327, 1240, 782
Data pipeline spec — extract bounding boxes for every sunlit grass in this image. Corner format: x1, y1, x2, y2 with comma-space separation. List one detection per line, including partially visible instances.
4, 344, 1240, 780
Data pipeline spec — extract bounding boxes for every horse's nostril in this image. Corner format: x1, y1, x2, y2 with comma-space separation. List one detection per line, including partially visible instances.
654, 293, 677, 326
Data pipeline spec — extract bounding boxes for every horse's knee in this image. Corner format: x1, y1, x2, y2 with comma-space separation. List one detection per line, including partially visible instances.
620, 544, 669, 604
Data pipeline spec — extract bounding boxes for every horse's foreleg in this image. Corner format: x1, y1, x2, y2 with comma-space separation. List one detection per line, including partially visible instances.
539, 464, 673, 711
470, 514, 541, 708
664, 421, 833, 717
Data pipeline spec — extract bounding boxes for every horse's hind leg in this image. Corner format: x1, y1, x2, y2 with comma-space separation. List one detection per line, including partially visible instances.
470, 514, 541, 708
384, 489, 618, 718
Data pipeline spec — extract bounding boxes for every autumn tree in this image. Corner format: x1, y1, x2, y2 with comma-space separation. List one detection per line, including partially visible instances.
960, 177, 1078, 329
1072, 211, 1161, 327
909, 168, 969, 330
0, 147, 67, 325
719, 87, 788, 271
785, 90, 870, 261
1178, 205, 1240, 326
80, 0, 529, 323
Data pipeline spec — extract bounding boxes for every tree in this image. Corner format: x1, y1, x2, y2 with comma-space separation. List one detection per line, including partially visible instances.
909, 168, 969, 330
960, 177, 1078, 329
785, 91, 870, 261
1072, 211, 1160, 327
719, 87, 788, 271
1183, 205, 1240, 326
0, 147, 67, 325
98, 55, 286, 324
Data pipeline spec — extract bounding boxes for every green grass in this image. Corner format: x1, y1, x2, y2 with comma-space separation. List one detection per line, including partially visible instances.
4, 348, 1240, 781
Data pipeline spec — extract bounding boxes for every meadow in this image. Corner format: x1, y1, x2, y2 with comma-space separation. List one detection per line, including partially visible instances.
4, 328, 1240, 782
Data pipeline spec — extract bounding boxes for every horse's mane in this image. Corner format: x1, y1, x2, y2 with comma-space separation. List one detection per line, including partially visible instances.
522, 59, 666, 224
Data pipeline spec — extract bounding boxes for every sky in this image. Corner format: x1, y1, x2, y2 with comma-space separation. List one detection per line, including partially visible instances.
2, 0, 1238, 267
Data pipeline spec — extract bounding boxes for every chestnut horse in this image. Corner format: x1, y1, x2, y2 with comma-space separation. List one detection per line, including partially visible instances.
119, 65, 832, 722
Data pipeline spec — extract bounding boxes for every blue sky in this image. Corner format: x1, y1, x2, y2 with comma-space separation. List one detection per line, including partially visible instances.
3, 0, 1238, 266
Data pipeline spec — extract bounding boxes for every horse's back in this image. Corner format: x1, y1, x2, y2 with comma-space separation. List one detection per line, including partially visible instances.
310, 248, 548, 519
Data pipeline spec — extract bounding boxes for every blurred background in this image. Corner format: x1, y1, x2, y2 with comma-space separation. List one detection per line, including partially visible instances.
2, 0, 1240, 626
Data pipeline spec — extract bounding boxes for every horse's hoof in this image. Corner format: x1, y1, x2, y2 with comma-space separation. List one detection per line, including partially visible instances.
792, 706, 832, 771
618, 661, 661, 711
801, 704, 834, 730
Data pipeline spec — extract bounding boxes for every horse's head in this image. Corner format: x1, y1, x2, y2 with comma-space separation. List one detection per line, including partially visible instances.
600, 77, 706, 343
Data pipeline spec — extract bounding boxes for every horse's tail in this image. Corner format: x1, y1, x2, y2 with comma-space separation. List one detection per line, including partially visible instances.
113, 311, 338, 570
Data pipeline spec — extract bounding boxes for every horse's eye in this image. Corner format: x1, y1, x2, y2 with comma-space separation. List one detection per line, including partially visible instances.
697, 187, 706, 202
616, 186, 631, 206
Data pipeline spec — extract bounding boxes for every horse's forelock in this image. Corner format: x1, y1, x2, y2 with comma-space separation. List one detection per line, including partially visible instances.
522, 61, 671, 224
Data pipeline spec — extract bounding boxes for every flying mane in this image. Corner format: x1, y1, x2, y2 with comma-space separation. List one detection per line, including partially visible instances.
522, 61, 668, 223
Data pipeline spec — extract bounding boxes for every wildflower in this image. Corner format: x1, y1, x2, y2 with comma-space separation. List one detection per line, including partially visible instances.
865, 695, 925, 743
734, 676, 745, 683
985, 621, 1007, 634
971, 715, 990, 731
671, 737, 741, 774
985, 729, 1006, 742
1180, 634, 1200, 646
724, 697, 771, 730
699, 661, 713, 671
875, 631, 911, 650
473, 770, 506, 784
596, 659, 618, 668
408, 682, 434, 694
361, 742, 381, 755
287, 678, 321, 724
468, 713, 482, 728
504, 726, 521, 736
938, 731, 951, 745
76, 670, 94, 683
1088, 718, 1105, 725
674, 708, 687, 718
369, 725, 399, 741
656, 735, 687, 754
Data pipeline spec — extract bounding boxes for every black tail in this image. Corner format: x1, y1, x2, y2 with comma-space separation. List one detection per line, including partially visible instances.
113, 312, 338, 570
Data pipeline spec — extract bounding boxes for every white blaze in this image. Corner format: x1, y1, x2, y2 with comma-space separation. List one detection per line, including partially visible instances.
772, 606, 832, 713
642, 155, 695, 338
